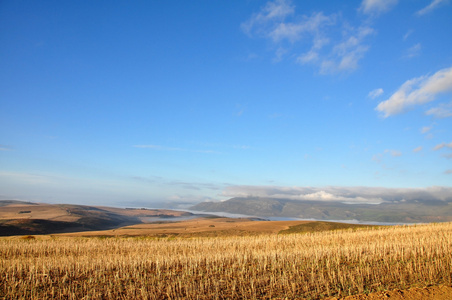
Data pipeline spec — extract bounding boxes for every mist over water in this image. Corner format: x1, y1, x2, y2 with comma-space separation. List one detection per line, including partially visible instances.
184, 210, 413, 226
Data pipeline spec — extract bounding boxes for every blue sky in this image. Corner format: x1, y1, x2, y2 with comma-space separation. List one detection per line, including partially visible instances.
1, 0, 452, 207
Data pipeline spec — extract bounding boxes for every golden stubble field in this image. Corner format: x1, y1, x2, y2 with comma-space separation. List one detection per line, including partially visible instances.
1, 222, 451, 299
61, 217, 317, 237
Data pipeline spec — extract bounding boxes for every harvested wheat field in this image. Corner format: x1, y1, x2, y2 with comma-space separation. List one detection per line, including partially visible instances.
1, 222, 451, 299
339, 284, 452, 299
54, 216, 378, 238
60, 217, 365, 237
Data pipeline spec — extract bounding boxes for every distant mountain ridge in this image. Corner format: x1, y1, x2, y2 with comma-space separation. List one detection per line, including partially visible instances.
191, 197, 452, 223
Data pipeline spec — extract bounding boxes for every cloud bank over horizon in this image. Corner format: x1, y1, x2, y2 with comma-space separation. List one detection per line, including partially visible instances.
221, 185, 452, 205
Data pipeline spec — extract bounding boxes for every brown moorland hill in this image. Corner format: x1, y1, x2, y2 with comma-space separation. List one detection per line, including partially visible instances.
0, 200, 197, 236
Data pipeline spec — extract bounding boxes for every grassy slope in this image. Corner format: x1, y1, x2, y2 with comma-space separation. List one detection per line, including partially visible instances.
279, 221, 379, 234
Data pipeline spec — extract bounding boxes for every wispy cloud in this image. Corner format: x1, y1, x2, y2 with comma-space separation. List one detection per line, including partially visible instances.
169, 180, 223, 191
404, 43, 421, 59
133, 145, 220, 154
165, 194, 218, 206
445, 169, 452, 174
131, 175, 225, 192
134, 145, 180, 151
0, 171, 54, 185
416, 0, 449, 16
435, 143, 452, 162
272, 12, 333, 43
426, 101, 452, 118
242, 0, 374, 74
241, 0, 295, 37
316, 26, 374, 74
403, 30, 413, 41
376, 66, 452, 117
372, 149, 401, 168
385, 149, 402, 157
421, 126, 432, 134
368, 88, 384, 99
273, 47, 288, 62
233, 145, 251, 150
433, 142, 452, 151
372, 153, 383, 163
235, 104, 246, 117
269, 113, 283, 119
0, 145, 12, 151
359, 0, 398, 15
222, 185, 452, 204
413, 146, 423, 153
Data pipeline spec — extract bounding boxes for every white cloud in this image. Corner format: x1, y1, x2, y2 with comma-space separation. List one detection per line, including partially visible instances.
134, 144, 181, 151
421, 126, 432, 134
323, 27, 374, 73
243, 1, 373, 74
241, 0, 295, 36
222, 186, 384, 204
372, 153, 383, 163
359, 0, 398, 15
403, 30, 413, 41
426, 102, 452, 118
133, 145, 220, 154
269, 12, 334, 43
376, 66, 452, 117
299, 191, 336, 201
298, 50, 319, 64
269, 22, 302, 43
372, 149, 401, 167
311, 26, 374, 74
261, 0, 294, 19
297, 36, 331, 64
385, 149, 402, 157
420, 124, 435, 138
433, 142, 452, 150
297, 190, 377, 203
417, 0, 449, 16
270, 23, 302, 43
413, 146, 423, 153
368, 88, 384, 99
273, 47, 288, 62
404, 43, 422, 58
221, 185, 452, 204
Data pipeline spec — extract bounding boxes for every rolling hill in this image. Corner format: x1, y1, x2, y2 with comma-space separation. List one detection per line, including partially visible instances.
0, 200, 194, 236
